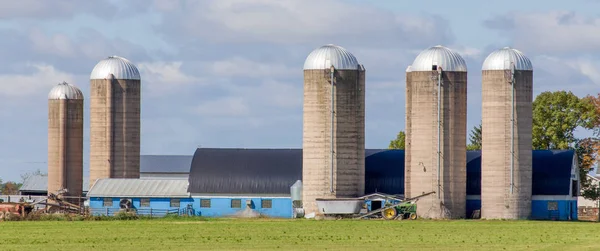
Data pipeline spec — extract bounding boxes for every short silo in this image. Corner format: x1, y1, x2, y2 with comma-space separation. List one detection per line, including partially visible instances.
481, 47, 533, 219
89, 56, 141, 188
302, 44, 366, 215
405, 45, 467, 219
48, 82, 84, 204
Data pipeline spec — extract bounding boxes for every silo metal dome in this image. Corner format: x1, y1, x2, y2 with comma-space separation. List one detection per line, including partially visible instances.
48, 82, 84, 100
410, 45, 467, 72
90, 55, 141, 80
303, 44, 360, 70
482, 47, 532, 71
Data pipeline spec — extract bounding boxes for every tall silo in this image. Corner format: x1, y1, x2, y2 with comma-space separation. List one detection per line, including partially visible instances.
405, 45, 467, 219
302, 44, 366, 215
89, 56, 141, 188
481, 47, 533, 219
47, 82, 84, 204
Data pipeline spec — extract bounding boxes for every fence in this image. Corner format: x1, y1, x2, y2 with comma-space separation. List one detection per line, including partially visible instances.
89, 208, 182, 217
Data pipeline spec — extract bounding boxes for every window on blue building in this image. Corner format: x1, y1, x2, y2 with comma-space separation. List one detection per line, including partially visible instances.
140, 198, 150, 207
261, 199, 272, 208
170, 198, 180, 207
103, 198, 112, 207
548, 201, 558, 211
200, 199, 211, 208
231, 199, 241, 208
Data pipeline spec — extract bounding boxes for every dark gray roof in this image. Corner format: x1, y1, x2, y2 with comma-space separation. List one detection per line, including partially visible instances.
140, 155, 193, 173
188, 148, 302, 195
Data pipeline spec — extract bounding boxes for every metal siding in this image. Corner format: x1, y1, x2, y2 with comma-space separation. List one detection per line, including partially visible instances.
140, 155, 193, 173
364, 149, 404, 195
192, 197, 292, 218
466, 199, 481, 218
482, 47, 532, 71
303, 44, 360, 70
20, 174, 90, 193
466, 151, 481, 195
409, 45, 467, 72
188, 148, 303, 195
530, 200, 576, 221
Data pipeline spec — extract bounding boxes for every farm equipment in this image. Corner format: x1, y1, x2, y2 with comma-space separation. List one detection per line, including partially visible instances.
356, 191, 435, 220
0, 202, 34, 220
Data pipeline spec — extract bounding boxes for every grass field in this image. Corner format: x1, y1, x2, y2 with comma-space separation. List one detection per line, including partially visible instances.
1, 218, 599, 250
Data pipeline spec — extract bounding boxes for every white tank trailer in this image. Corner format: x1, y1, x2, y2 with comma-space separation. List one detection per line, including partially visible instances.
47, 82, 84, 204
481, 47, 533, 219
89, 56, 141, 188
302, 44, 366, 216
405, 45, 468, 219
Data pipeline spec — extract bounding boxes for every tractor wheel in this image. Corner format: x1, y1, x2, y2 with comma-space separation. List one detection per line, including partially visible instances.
409, 213, 417, 220
381, 208, 397, 220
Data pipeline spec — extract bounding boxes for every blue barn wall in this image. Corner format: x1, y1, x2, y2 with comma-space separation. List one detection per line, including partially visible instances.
192, 197, 292, 218
88, 197, 194, 216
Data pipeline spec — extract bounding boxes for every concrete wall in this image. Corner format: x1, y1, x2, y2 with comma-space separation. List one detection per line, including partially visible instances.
481, 70, 533, 219
405, 71, 467, 219
48, 99, 84, 204
90, 78, 141, 188
302, 68, 365, 215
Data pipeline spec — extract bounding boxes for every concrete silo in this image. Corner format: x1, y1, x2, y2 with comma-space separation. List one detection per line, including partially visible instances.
481, 47, 533, 219
405, 45, 467, 219
89, 56, 141, 188
48, 82, 84, 204
302, 44, 365, 215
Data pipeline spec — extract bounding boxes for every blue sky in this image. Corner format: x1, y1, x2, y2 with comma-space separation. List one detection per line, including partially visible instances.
0, 0, 598, 181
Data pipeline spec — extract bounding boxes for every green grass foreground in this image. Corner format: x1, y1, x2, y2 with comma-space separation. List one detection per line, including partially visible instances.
1, 218, 599, 250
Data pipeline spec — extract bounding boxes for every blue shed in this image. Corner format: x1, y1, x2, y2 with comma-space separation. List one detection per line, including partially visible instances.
466, 150, 579, 220
87, 179, 193, 216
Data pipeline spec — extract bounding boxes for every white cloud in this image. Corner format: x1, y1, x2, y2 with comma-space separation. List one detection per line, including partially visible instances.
209, 57, 297, 78
0, 64, 75, 97
28, 28, 76, 58
138, 61, 204, 95
0, 0, 117, 20
153, 0, 453, 47
485, 11, 600, 54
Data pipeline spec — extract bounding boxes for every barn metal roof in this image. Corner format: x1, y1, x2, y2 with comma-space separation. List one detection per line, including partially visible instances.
140, 155, 193, 173
48, 82, 84, 100
188, 148, 405, 195
466, 150, 576, 196
87, 179, 189, 198
409, 45, 467, 72
482, 47, 532, 71
90, 55, 140, 80
303, 44, 361, 70
20, 174, 90, 193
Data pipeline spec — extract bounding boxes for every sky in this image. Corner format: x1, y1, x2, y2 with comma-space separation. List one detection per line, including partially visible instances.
0, 0, 599, 181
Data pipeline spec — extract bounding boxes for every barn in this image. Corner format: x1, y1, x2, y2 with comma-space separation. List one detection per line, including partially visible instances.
86, 149, 578, 220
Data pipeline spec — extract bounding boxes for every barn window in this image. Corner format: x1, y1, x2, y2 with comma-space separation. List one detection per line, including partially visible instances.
103, 198, 112, 207
170, 198, 180, 207
261, 199, 272, 209
231, 199, 241, 208
547, 201, 558, 211
140, 198, 150, 207
200, 199, 211, 208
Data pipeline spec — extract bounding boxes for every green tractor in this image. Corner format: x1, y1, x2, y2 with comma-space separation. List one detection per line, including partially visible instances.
381, 201, 417, 220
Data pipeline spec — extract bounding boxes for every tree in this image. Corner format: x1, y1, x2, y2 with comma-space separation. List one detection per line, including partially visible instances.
532, 91, 596, 149
388, 131, 405, 150
1, 181, 20, 195
20, 169, 47, 184
467, 123, 482, 151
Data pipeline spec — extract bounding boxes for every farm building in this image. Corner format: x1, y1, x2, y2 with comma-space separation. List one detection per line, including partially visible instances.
18, 155, 192, 196
467, 150, 579, 220
85, 148, 577, 220
87, 179, 193, 216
